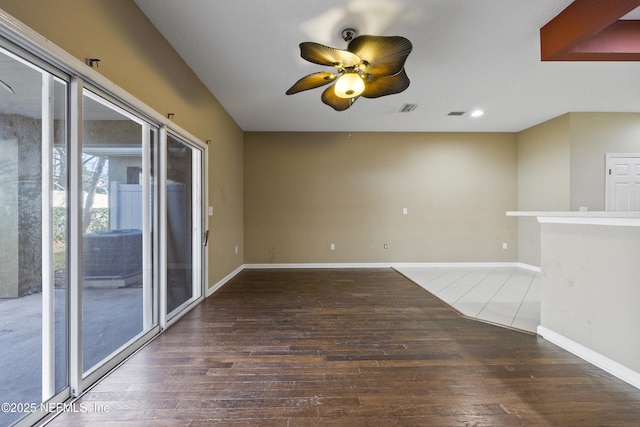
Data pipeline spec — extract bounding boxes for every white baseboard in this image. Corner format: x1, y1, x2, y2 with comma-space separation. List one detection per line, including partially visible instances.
537, 326, 640, 390
391, 261, 523, 269
243, 262, 391, 269
206, 265, 244, 297
517, 262, 541, 272
243, 261, 531, 270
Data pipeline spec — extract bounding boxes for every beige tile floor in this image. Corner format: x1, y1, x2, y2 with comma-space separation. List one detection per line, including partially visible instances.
395, 265, 540, 333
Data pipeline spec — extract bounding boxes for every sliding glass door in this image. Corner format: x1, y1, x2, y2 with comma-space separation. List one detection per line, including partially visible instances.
80, 90, 158, 376
165, 133, 203, 319
0, 23, 207, 427
0, 46, 68, 427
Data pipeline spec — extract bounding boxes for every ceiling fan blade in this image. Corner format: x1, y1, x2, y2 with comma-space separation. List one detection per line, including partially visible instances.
361, 68, 410, 98
286, 72, 337, 95
348, 35, 412, 77
321, 85, 356, 111
300, 42, 361, 68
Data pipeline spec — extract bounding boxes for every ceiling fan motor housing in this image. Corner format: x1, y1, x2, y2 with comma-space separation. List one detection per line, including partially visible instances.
341, 28, 356, 42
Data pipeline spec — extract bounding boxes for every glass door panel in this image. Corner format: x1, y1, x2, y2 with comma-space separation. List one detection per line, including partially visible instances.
166, 133, 202, 318
0, 47, 68, 426
81, 90, 155, 375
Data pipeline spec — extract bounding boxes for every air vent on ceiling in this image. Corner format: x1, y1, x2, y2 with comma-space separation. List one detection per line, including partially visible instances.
448, 111, 465, 116
399, 103, 417, 112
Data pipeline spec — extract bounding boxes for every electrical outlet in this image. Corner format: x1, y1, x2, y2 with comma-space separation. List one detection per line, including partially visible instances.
402, 207, 408, 215
330, 243, 335, 251
502, 242, 508, 250
384, 243, 388, 249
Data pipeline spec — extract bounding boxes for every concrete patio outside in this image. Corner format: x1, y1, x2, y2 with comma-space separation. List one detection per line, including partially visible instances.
0, 287, 142, 426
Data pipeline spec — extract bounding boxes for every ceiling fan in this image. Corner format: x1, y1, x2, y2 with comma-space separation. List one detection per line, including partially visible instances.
286, 28, 412, 111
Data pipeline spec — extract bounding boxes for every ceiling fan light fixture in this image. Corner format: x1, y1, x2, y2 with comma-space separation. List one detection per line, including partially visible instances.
334, 72, 364, 98
286, 33, 412, 110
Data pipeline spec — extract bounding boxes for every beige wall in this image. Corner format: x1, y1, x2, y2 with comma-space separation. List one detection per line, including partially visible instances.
0, 0, 245, 286
569, 113, 640, 211
540, 223, 640, 374
517, 114, 571, 211
516, 114, 571, 266
515, 112, 640, 266
245, 132, 518, 264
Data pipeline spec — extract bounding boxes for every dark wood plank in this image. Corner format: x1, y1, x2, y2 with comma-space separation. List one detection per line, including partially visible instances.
48, 268, 640, 426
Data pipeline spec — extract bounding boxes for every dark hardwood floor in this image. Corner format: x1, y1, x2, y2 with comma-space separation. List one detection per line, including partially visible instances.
48, 269, 640, 426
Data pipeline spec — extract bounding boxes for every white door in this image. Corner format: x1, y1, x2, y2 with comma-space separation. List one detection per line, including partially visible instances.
606, 154, 640, 211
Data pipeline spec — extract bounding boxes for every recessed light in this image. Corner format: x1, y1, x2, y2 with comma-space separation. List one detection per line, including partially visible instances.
470, 109, 484, 118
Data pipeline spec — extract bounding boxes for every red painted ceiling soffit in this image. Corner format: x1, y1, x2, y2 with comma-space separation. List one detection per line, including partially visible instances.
541, 0, 640, 61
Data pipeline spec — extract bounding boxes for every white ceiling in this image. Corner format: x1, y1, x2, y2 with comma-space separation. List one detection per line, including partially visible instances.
133, 0, 640, 133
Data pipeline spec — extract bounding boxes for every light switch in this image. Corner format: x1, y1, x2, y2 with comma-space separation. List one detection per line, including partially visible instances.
208, 206, 213, 216
402, 207, 408, 215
